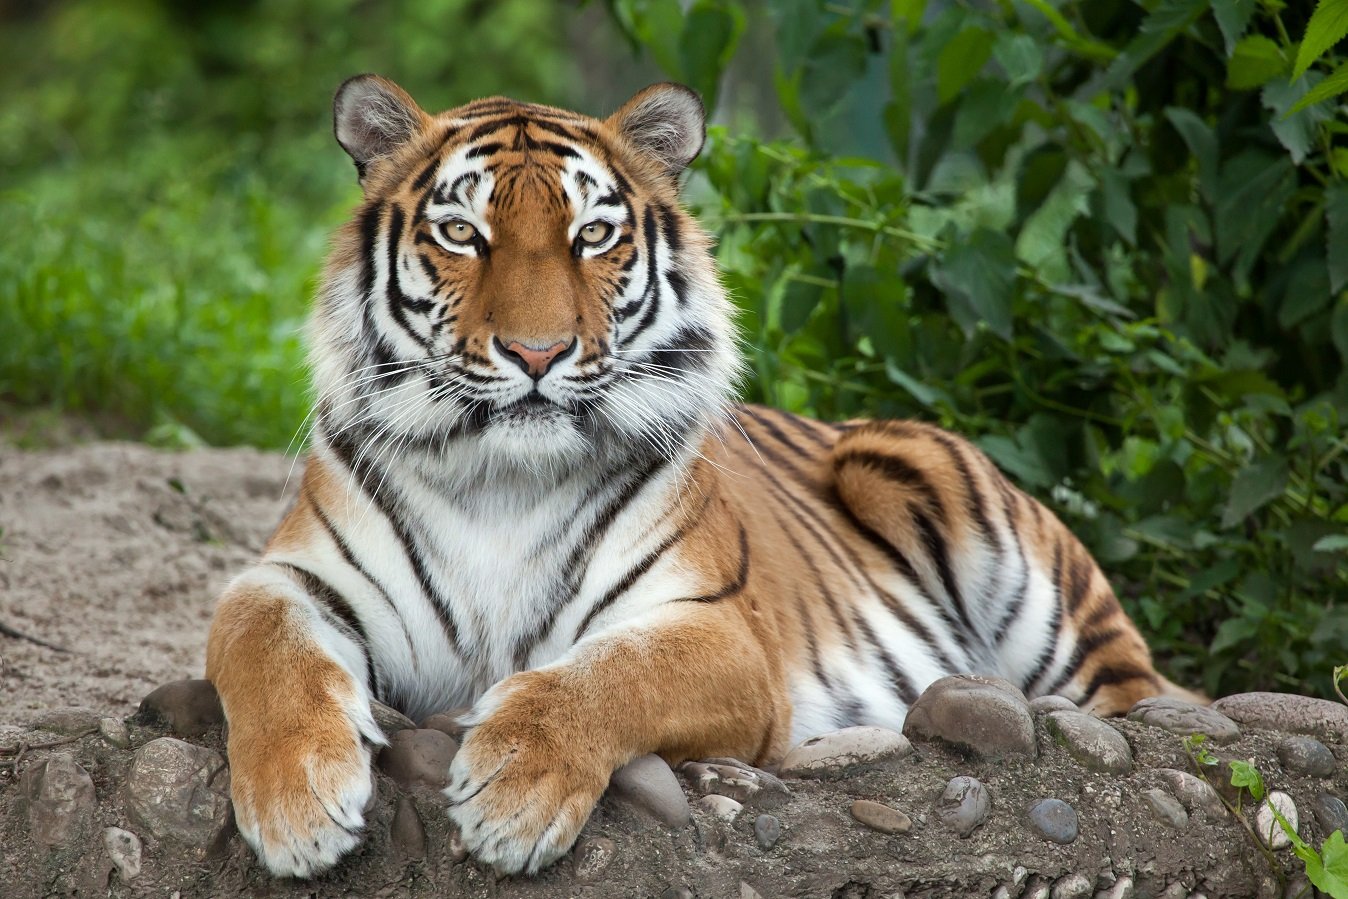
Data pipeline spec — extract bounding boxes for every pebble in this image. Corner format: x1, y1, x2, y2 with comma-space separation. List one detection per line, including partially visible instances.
1127, 697, 1241, 743
1156, 769, 1225, 820
1157, 884, 1188, 899
28, 707, 102, 737
1142, 788, 1189, 829
903, 675, 1037, 759
1212, 692, 1348, 741
124, 737, 232, 853
1276, 736, 1336, 777
1044, 711, 1133, 773
134, 680, 223, 737
370, 701, 417, 738
680, 758, 790, 809
21, 752, 96, 846
850, 799, 912, 835
390, 796, 425, 860
1031, 695, 1079, 714
102, 827, 143, 881
1097, 875, 1135, 899
1022, 875, 1052, 899
779, 726, 914, 779
1028, 798, 1079, 844
572, 836, 617, 881
1313, 793, 1348, 836
98, 717, 131, 749
376, 728, 457, 790
1051, 873, 1093, 899
1255, 791, 1298, 850
754, 813, 782, 849
935, 775, 991, 837
419, 707, 470, 739
699, 794, 743, 821
608, 754, 691, 827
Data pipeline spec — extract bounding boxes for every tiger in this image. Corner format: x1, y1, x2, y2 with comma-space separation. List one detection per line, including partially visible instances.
204, 74, 1197, 879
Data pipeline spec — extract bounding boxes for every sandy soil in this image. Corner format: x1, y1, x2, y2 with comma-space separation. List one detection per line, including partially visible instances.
0, 441, 294, 725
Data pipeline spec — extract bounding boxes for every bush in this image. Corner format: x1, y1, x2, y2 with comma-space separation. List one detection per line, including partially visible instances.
603, 0, 1348, 698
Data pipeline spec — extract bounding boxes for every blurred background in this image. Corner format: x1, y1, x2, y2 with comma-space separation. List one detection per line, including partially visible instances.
1, 0, 1346, 698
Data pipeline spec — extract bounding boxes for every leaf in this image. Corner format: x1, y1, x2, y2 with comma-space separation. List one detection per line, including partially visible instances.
678, 0, 743, 113
1164, 107, 1219, 203
1099, 169, 1138, 244
1313, 535, 1348, 552
1302, 829, 1348, 897
1228, 759, 1265, 801
1334, 300, 1348, 362
1227, 35, 1288, 90
993, 32, 1043, 88
930, 227, 1016, 340
937, 26, 994, 105
1294, 0, 1348, 80
891, 0, 927, 33
799, 31, 870, 121
1016, 0, 1116, 61
1291, 57, 1348, 114
1264, 73, 1333, 164
1015, 160, 1096, 283
1212, 0, 1257, 55
1328, 183, 1348, 293
1222, 455, 1290, 527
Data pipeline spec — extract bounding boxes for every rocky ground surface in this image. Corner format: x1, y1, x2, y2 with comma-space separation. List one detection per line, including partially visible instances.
3, 443, 1348, 897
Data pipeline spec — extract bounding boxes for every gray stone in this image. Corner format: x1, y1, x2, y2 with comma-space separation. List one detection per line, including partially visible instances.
21, 753, 96, 846
377, 728, 457, 790
1031, 695, 1079, 714
1142, 788, 1189, 829
698, 794, 743, 821
1212, 692, 1348, 741
1255, 791, 1298, 850
741, 884, 764, 899
1028, 798, 1079, 844
779, 726, 913, 778
419, 706, 470, 739
390, 796, 425, 861
935, 775, 990, 837
679, 758, 790, 810
754, 813, 781, 849
1127, 697, 1241, 743
124, 737, 231, 853
98, 717, 130, 749
1052, 874, 1093, 899
573, 836, 617, 881
371, 701, 417, 738
1023, 875, 1052, 899
1157, 884, 1188, 899
29, 707, 102, 737
608, 754, 690, 827
850, 799, 911, 834
1276, 736, 1336, 778
904, 675, 1037, 759
1313, 793, 1348, 836
135, 680, 223, 737
661, 889, 694, 899
1156, 768, 1225, 820
1097, 876, 1134, 899
102, 827, 143, 881
1044, 711, 1133, 773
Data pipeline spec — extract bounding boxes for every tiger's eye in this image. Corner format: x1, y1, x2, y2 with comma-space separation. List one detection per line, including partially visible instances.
440, 220, 478, 244
578, 222, 614, 246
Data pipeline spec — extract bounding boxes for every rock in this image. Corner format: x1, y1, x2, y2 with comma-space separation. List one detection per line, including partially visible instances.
1157, 884, 1188, 899
1097, 876, 1134, 899
661, 889, 694, 899
679, 758, 790, 810
609, 754, 690, 827
1044, 711, 1133, 774
1313, 793, 1348, 836
124, 737, 231, 853
1127, 697, 1241, 743
1031, 695, 1079, 714
741, 884, 764, 899
134, 680, 223, 737
1142, 788, 1189, 829
1276, 736, 1336, 778
1023, 875, 1052, 899
935, 775, 990, 837
1212, 692, 1348, 741
390, 796, 425, 861
779, 726, 913, 778
419, 707, 469, 739
573, 836, 617, 881
850, 799, 912, 835
98, 717, 131, 749
1028, 798, 1079, 844
376, 728, 457, 790
1255, 791, 1298, 850
1156, 769, 1225, 820
903, 675, 1037, 759
699, 794, 743, 821
371, 701, 417, 738
102, 827, 143, 881
29, 707, 102, 737
21, 753, 96, 846
754, 813, 781, 849
1052, 873, 1093, 899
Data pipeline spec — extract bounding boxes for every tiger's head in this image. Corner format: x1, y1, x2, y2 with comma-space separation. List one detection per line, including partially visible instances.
312, 75, 739, 474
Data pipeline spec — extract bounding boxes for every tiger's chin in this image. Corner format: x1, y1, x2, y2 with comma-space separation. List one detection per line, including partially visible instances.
475, 400, 591, 467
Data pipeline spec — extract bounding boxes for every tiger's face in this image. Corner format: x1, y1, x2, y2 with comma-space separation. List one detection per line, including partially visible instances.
312, 76, 739, 472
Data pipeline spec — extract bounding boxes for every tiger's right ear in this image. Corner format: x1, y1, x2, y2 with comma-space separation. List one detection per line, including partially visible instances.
333, 75, 430, 184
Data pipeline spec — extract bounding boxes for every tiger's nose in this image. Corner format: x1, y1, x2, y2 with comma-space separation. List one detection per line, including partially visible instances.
494, 336, 577, 379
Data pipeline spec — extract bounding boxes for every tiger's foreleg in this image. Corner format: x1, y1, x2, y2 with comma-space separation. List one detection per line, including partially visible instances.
206, 565, 384, 877
445, 601, 785, 875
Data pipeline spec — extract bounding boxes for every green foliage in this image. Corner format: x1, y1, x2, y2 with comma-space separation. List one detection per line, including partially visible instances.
0, 0, 578, 447
606, 0, 1348, 699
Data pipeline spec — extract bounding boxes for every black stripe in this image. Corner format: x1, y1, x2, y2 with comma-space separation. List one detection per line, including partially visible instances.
771, 409, 833, 449
573, 511, 700, 641
1081, 665, 1157, 704
620, 206, 662, 344
356, 201, 384, 297
740, 405, 816, 463
1041, 628, 1123, 696
834, 450, 946, 523
383, 206, 431, 347
269, 561, 378, 698
930, 431, 1001, 553
853, 612, 920, 706
677, 524, 749, 603
1064, 550, 1093, 614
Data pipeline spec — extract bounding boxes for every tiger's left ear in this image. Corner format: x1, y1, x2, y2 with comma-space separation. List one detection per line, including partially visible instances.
607, 83, 706, 177
333, 74, 430, 184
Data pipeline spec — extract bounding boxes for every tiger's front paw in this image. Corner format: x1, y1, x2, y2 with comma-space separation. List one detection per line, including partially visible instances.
228, 703, 380, 878
445, 676, 610, 875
